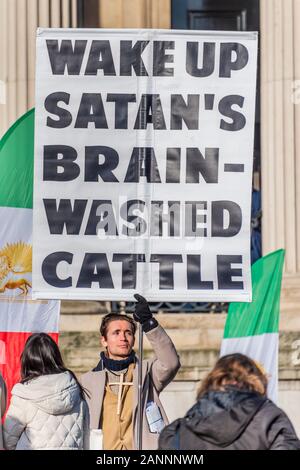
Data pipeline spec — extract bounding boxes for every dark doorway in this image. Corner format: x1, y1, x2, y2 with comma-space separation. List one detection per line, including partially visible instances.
172, 0, 259, 32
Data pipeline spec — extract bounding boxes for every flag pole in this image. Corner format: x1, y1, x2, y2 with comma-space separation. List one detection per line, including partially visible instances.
137, 322, 143, 450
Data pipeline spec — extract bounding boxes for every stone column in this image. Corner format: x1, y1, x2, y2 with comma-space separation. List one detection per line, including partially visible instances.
99, 0, 170, 29
0, 0, 77, 137
261, 0, 300, 310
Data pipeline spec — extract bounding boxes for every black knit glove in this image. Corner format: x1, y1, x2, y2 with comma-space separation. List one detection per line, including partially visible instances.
133, 294, 158, 332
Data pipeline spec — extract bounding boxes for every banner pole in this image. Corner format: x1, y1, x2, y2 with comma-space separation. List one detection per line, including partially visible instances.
137, 322, 143, 450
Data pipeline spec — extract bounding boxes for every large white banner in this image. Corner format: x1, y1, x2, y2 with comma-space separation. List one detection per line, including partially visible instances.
33, 28, 257, 301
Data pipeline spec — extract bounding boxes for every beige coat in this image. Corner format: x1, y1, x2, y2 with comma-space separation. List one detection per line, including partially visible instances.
80, 324, 180, 450
0, 373, 7, 450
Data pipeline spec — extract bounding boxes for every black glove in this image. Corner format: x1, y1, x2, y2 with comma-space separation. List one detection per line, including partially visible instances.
133, 294, 158, 332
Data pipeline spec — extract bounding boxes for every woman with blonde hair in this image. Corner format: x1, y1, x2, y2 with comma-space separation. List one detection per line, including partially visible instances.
159, 353, 300, 450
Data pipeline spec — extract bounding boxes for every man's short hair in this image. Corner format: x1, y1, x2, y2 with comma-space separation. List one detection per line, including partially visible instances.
100, 313, 137, 339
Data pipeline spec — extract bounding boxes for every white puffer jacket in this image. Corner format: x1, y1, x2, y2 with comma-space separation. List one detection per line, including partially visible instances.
3, 371, 89, 450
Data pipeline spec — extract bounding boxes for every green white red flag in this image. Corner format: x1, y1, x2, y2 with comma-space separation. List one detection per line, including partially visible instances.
0, 110, 60, 397
221, 250, 285, 403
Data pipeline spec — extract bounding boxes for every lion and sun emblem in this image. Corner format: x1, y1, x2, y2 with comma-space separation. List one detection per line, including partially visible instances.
0, 242, 32, 296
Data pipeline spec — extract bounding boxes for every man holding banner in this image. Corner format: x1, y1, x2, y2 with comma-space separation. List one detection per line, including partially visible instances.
81, 294, 180, 450
32, 27, 259, 450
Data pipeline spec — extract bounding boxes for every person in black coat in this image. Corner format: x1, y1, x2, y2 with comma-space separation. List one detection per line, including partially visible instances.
159, 353, 300, 450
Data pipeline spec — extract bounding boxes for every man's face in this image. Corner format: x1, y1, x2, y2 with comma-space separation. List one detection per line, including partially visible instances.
101, 320, 135, 360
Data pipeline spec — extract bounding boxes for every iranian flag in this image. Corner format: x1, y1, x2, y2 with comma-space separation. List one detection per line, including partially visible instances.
0, 109, 60, 399
220, 249, 285, 403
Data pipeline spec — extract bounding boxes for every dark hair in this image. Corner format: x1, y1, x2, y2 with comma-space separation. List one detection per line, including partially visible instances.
197, 353, 268, 399
100, 313, 136, 339
21, 333, 89, 399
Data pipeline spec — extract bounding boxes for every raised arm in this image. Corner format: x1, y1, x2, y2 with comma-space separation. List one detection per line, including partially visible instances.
133, 294, 180, 392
